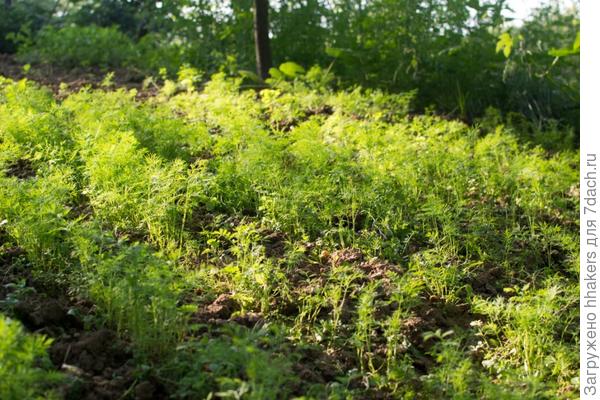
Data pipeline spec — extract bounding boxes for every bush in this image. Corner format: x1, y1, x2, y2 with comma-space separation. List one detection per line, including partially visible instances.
0, 0, 55, 53
134, 34, 188, 75
17, 25, 135, 69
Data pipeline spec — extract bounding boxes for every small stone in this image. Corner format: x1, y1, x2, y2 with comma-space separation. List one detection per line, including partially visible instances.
61, 363, 86, 377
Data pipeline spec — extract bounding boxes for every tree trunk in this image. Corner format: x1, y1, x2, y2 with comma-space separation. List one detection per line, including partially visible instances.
253, 0, 272, 80
4, 0, 12, 8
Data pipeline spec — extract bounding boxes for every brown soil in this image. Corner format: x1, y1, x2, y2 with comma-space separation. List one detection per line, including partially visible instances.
262, 229, 287, 258
469, 263, 505, 297
0, 54, 157, 100
330, 247, 364, 265
191, 293, 240, 322
5, 158, 36, 179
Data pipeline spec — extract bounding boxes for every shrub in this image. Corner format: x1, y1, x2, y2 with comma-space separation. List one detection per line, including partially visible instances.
0, 0, 55, 53
17, 25, 135, 69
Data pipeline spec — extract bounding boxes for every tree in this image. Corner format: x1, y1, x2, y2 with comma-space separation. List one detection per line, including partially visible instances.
253, 0, 272, 80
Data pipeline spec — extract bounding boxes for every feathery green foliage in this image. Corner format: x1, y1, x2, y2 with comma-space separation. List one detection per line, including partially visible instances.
0, 74, 578, 398
0, 314, 62, 400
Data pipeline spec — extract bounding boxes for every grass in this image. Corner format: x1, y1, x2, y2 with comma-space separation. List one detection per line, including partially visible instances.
0, 70, 579, 399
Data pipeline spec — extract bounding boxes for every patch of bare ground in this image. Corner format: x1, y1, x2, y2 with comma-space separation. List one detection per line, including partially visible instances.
0, 53, 158, 100
189, 293, 265, 330
262, 229, 287, 258
4, 158, 36, 179
469, 263, 505, 298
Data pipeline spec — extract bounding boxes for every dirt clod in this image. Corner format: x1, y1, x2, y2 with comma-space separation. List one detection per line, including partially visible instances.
330, 248, 363, 265
135, 381, 156, 400
192, 293, 239, 322
14, 296, 67, 329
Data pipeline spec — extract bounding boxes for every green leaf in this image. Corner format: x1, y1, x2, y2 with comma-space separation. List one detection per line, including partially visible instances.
268, 67, 284, 80
548, 32, 580, 58
548, 47, 576, 57
496, 32, 513, 58
325, 47, 343, 58
278, 62, 305, 78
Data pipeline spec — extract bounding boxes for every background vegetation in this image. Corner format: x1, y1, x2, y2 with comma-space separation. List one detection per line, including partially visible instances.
0, 1, 580, 399
0, 0, 580, 131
